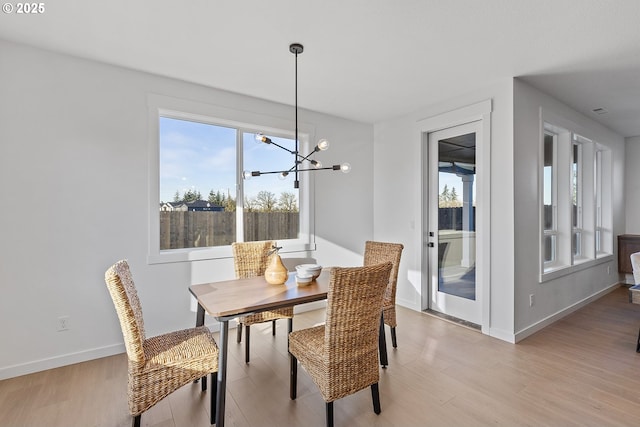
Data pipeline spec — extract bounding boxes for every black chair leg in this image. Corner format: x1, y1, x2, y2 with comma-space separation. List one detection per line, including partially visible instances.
290, 354, 298, 399
371, 382, 381, 414
326, 401, 334, 427
210, 372, 217, 425
133, 415, 141, 427
272, 319, 277, 336
245, 325, 251, 363
379, 313, 388, 368
637, 326, 640, 352
201, 374, 207, 391
237, 321, 242, 343
391, 327, 397, 348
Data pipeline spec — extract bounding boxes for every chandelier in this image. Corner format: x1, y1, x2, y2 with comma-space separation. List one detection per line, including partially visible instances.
243, 43, 351, 189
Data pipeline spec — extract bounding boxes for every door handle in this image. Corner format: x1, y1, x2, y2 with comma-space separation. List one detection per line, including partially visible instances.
427, 242, 434, 247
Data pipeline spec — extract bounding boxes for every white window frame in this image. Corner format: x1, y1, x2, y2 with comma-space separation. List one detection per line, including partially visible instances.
571, 137, 584, 262
147, 94, 316, 264
542, 125, 560, 270
594, 145, 613, 258
540, 111, 613, 282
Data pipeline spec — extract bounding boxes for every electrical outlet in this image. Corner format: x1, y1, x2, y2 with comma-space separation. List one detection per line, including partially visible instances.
57, 316, 70, 332
529, 294, 535, 307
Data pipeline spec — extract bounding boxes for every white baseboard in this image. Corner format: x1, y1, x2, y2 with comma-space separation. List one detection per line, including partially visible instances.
513, 282, 620, 343
396, 297, 421, 312
1, 300, 328, 380
489, 327, 517, 343
0, 343, 126, 381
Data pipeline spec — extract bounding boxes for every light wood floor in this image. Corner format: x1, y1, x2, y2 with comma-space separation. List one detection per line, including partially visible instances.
2, 286, 640, 427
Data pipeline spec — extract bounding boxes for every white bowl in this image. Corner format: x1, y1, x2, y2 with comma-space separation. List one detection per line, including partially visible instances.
295, 273, 313, 286
295, 264, 322, 279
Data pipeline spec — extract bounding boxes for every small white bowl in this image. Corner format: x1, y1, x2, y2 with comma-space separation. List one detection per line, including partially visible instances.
296, 264, 322, 279
295, 273, 313, 286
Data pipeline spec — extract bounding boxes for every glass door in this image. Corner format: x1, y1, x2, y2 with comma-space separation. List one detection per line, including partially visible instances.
427, 121, 482, 325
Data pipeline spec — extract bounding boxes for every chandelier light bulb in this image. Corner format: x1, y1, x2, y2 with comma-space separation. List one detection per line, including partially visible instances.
317, 139, 330, 151
243, 171, 252, 180
279, 172, 289, 180
312, 160, 322, 169
340, 163, 351, 174
255, 133, 272, 144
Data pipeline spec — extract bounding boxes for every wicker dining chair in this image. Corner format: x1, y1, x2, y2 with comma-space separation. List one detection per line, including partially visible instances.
232, 241, 294, 363
289, 262, 393, 427
364, 241, 404, 348
104, 260, 219, 427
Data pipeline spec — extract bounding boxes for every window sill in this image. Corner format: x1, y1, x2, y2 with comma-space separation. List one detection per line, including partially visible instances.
148, 241, 315, 265
540, 254, 613, 283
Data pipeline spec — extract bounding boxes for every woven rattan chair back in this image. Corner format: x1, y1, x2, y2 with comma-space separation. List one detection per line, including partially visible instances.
364, 241, 403, 317
288, 262, 392, 426
232, 240, 275, 279
104, 260, 146, 363
322, 262, 392, 401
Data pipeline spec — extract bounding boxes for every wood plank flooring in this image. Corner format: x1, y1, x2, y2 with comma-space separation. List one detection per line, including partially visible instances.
2, 286, 640, 426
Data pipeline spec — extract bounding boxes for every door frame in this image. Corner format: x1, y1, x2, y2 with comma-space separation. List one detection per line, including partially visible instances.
418, 99, 492, 334
428, 121, 482, 324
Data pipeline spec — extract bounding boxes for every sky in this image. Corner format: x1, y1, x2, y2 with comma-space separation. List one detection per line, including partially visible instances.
159, 117, 303, 204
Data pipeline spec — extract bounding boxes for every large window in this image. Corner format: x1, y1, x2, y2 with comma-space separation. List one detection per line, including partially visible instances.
540, 117, 612, 280
148, 95, 314, 263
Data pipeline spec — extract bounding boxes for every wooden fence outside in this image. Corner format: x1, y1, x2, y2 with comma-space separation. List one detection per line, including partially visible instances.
160, 211, 299, 249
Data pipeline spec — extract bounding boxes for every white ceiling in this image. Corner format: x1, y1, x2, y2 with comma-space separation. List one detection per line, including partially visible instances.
2, 0, 640, 136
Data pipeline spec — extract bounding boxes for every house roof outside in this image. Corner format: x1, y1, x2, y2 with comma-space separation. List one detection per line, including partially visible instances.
160, 200, 224, 212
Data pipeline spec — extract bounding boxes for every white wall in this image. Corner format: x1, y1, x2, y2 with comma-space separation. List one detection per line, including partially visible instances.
625, 136, 640, 233
374, 78, 626, 344
513, 79, 625, 339
373, 79, 516, 340
0, 39, 373, 379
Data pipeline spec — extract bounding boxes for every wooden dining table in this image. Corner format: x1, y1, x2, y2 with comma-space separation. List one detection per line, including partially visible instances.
189, 268, 389, 427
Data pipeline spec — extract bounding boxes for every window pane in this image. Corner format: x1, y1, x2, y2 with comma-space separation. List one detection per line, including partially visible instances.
243, 132, 300, 242
544, 235, 556, 263
159, 117, 237, 249
572, 231, 581, 257
595, 150, 603, 253
543, 133, 554, 231
572, 143, 579, 228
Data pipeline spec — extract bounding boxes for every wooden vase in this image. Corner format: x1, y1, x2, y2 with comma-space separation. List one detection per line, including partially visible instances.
265, 254, 288, 285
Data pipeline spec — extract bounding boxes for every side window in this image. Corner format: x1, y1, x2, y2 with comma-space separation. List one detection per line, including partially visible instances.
540, 118, 613, 280
542, 131, 557, 266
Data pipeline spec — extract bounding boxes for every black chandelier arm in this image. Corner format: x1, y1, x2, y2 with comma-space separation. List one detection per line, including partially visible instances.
292, 165, 343, 172
260, 140, 322, 168
246, 165, 342, 177
262, 138, 297, 155
295, 147, 322, 164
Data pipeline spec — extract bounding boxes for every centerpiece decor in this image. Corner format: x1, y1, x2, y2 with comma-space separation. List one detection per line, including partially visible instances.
264, 244, 288, 285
